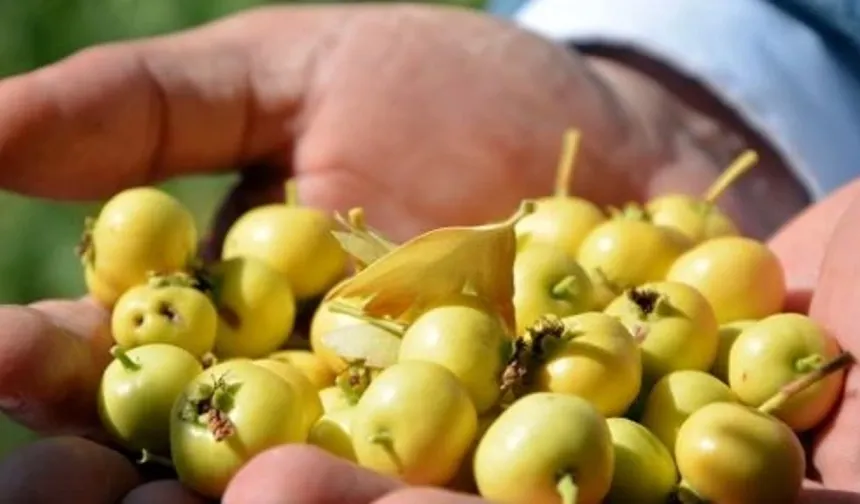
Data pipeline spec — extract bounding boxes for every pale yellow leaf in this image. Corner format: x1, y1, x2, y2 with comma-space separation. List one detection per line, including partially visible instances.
324, 201, 535, 331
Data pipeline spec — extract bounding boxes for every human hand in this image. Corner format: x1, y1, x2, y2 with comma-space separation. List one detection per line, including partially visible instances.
0, 3, 822, 503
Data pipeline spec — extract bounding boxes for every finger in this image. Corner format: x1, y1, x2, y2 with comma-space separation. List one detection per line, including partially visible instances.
807, 189, 860, 491
0, 298, 112, 435
222, 444, 404, 504
0, 436, 140, 504
768, 178, 860, 312
121, 480, 212, 504
372, 487, 488, 504
0, 6, 334, 199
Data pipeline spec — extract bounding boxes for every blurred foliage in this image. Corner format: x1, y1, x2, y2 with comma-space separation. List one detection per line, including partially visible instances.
0, 0, 484, 458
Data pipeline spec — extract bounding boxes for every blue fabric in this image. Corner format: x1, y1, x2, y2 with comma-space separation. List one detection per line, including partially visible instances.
769, 0, 860, 77
487, 0, 860, 77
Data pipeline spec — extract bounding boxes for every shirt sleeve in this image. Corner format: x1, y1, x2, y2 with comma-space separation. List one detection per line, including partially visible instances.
513, 0, 860, 201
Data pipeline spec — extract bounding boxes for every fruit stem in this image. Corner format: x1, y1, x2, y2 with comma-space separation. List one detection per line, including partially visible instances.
551, 276, 579, 299
758, 351, 855, 415
556, 472, 579, 504
794, 354, 826, 374
498, 199, 537, 229
137, 449, 174, 469
368, 431, 404, 473
327, 300, 407, 336
554, 128, 581, 198
110, 346, 141, 372
348, 207, 367, 231
703, 149, 759, 205
285, 178, 299, 207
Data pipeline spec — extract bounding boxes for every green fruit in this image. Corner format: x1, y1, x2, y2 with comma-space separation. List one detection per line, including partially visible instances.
513, 244, 594, 335
98, 344, 202, 456
604, 282, 719, 388
728, 313, 845, 431
111, 277, 218, 359
605, 418, 677, 504
640, 370, 737, 456
170, 360, 306, 498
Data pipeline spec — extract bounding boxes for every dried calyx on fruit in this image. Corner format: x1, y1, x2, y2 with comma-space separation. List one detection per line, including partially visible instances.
334, 360, 377, 406
178, 373, 242, 442
499, 315, 569, 403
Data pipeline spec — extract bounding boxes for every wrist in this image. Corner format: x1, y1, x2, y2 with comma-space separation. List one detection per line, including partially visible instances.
579, 47, 811, 239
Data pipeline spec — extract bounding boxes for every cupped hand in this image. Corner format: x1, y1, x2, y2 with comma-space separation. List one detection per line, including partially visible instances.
0, 2, 836, 503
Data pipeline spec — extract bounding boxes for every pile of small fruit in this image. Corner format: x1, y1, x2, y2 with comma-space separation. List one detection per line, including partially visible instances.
84, 129, 853, 504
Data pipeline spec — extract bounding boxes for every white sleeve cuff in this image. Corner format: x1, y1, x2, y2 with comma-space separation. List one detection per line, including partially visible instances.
514, 0, 860, 200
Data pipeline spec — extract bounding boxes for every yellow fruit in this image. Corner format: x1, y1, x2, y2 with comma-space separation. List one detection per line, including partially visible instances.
253, 358, 323, 438
512, 244, 593, 335
578, 217, 690, 295
398, 295, 511, 413
351, 361, 477, 486
207, 257, 296, 359
307, 407, 358, 463
604, 282, 719, 387
82, 187, 198, 307
711, 320, 756, 383
666, 236, 786, 324
533, 312, 641, 417
640, 370, 737, 456
474, 392, 614, 504
675, 402, 805, 504
222, 204, 347, 300
268, 350, 336, 390
515, 198, 606, 259
605, 417, 677, 504
646, 195, 737, 244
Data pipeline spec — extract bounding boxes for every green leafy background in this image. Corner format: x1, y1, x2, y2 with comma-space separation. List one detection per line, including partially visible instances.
0, 0, 483, 459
